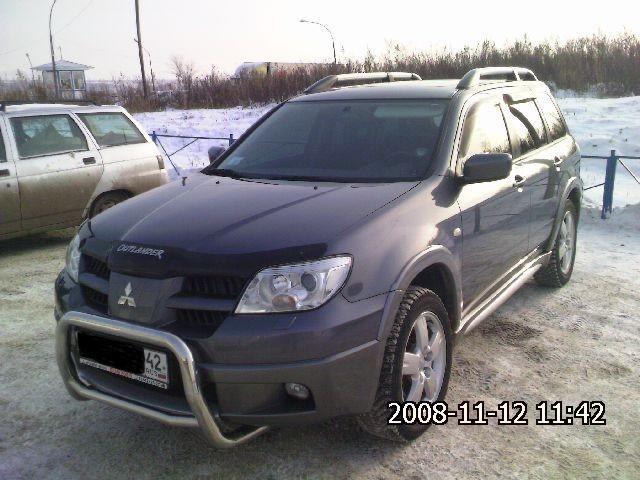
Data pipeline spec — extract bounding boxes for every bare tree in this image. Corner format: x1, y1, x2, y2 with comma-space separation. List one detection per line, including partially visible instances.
170, 55, 196, 106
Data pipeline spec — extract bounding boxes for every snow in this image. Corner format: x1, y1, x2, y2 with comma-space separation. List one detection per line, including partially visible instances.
558, 96, 640, 208
132, 96, 640, 208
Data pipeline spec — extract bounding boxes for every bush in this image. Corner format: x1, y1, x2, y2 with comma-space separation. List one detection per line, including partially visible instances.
2, 32, 638, 112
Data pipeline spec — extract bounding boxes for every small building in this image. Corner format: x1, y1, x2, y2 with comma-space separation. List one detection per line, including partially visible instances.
32, 59, 93, 100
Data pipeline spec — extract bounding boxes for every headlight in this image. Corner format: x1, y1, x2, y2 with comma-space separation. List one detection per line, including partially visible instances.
235, 256, 352, 313
65, 233, 81, 283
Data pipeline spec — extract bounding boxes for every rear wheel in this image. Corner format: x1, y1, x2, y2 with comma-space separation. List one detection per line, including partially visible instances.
89, 192, 129, 218
535, 200, 578, 287
357, 286, 452, 441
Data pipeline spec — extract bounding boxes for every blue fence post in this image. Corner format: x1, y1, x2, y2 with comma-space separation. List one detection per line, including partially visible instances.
601, 149, 618, 219
151, 130, 157, 144
228, 133, 234, 146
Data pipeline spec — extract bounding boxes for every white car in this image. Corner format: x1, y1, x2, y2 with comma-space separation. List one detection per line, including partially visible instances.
0, 102, 168, 240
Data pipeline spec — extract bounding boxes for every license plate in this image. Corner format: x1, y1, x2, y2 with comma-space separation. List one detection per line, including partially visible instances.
143, 348, 169, 385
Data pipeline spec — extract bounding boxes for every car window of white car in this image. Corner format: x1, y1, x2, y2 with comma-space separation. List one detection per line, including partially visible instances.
10, 114, 89, 159
78, 113, 146, 148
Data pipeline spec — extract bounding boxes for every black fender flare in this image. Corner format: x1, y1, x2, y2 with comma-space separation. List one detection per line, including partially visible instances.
545, 176, 583, 252
376, 245, 462, 340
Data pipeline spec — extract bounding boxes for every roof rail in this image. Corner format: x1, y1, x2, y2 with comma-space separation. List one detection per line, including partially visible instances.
456, 67, 538, 90
304, 72, 422, 94
0, 99, 100, 112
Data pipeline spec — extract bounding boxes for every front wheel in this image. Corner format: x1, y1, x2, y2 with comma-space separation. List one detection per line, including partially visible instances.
357, 286, 453, 441
535, 200, 578, 287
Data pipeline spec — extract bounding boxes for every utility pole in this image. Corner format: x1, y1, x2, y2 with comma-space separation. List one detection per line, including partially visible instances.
134, 0, 149, 98
49, 0, 59, 99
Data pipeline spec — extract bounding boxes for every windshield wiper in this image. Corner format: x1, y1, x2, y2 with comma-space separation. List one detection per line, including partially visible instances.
258, 174, 330, 182
209, 168, 246, 179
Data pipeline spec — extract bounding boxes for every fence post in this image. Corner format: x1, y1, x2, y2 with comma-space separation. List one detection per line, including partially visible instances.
151, 130, 157, 144
601, 149, 618, 219
228, 133, 235, 146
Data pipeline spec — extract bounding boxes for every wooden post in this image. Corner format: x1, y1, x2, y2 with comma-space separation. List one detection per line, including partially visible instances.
135, 0, 148, 99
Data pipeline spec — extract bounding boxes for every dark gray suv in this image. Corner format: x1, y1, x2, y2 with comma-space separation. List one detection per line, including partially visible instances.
54, 67, 581, 447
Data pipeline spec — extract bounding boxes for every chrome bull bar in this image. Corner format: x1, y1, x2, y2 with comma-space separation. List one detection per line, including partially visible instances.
55, 311, 268, 448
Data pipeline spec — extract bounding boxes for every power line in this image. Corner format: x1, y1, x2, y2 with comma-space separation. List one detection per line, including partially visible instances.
0, 0, 95, 57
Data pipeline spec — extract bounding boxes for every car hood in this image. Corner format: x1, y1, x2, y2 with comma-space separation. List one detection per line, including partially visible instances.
88, 173, 418, 274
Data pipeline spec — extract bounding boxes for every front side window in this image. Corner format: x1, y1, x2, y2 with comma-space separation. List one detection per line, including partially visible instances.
78, 113, 146, 148
10, 115, 88, 158
536, 94, 567, 141
505, 100, 547, 156
458, 102, 511, 160
212, 100, 449, 182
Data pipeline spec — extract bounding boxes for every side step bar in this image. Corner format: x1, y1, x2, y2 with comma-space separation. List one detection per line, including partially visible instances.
458, 253, 549, 335
56, 312, 268, 448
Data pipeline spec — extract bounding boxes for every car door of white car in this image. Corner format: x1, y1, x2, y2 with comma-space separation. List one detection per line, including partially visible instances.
9, 112, 104, 230
0, 117, 21, 236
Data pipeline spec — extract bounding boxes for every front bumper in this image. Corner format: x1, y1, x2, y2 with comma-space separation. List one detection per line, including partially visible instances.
55, 271, 389, 446
57, 311, 267, 448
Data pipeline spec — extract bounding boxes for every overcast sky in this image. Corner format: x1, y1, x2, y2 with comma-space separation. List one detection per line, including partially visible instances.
0, 0, 638, 80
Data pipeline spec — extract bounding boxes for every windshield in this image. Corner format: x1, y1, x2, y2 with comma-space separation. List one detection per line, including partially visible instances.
211, 99, 449, 182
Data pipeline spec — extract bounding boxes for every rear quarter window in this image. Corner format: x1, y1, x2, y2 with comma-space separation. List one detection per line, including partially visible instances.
536, 94, 567, 141
78, 112, 146, 148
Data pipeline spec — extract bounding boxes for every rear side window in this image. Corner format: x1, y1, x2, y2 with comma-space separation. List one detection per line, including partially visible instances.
536, 94, 567, 141
505, 100, 547, 156
10, 115, 88, 159
458, 102, 511, 160
0, 130, 6, 162
78, 112, 146, 148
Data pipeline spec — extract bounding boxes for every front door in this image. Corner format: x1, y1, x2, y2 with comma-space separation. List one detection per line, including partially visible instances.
0, 121, 21, 236
9, 113, 103, 230
455, 97, 531, 310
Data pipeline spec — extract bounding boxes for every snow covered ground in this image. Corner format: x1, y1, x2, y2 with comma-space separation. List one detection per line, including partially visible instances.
133, 96, 640, 209
559, 96, 640, 208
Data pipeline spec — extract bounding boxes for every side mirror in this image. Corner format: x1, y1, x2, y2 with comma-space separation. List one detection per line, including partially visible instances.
208, 145, 226, 164
460, 153, 512, 184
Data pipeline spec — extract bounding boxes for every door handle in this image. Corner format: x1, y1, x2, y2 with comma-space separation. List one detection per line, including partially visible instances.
513, 175, 526, 188
0, 169, 9, 177
83, 157, 96, 165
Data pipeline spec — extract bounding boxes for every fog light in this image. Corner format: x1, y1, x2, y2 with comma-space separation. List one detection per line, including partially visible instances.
285, 382, 310, 400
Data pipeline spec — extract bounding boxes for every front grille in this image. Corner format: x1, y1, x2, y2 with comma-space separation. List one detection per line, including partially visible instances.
177, 309, 227, 327
85, 255, 110, 280
81, 285, 108, 314
182, 275, 246, 299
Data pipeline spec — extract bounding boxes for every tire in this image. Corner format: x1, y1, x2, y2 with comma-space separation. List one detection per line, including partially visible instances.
357, 286, 453, 441
534, 200, 578, 288
89, 192, 129, 218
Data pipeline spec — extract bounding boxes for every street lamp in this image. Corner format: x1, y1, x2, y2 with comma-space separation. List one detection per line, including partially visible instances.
300, 19, 337, 64
49, 0, 59, 99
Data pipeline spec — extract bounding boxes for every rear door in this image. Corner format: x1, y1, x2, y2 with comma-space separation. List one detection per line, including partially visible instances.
456, 95, 531, 308
0, 118, 21, 235
9, 113, 103, 230
76, 111, 164, 193
503, 97, 557, 250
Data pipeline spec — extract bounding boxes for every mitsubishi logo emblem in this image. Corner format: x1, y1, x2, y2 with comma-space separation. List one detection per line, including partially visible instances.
118, 282, 136, 308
